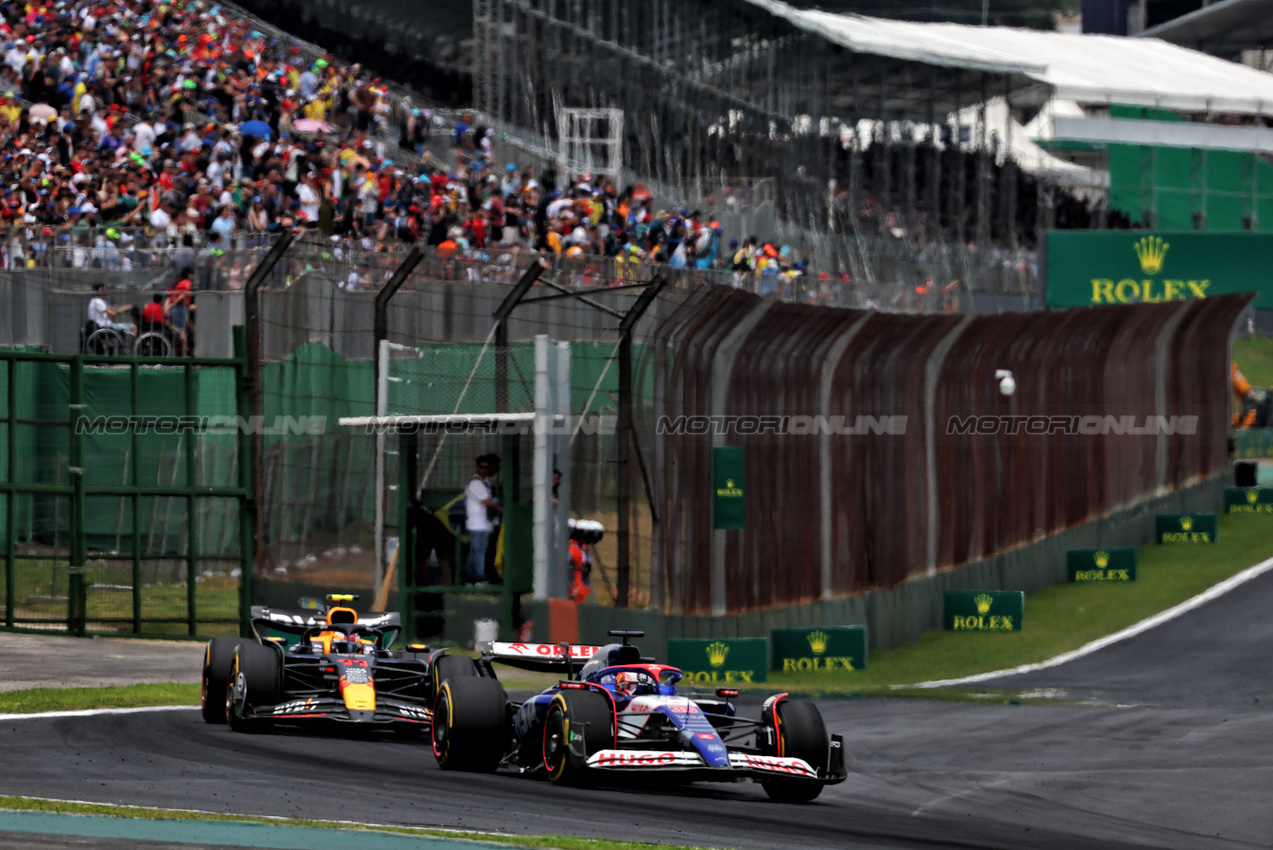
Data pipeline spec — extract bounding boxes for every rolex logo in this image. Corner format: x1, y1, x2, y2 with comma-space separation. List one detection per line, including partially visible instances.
1094, 550, 1110, 568
974, 594, 993, 616
1248, 490, 1259, 504
1180, 516, 1193, 531
705, 642, 730, 668
806, 631, 828, 655
1133, 236, 1169, 275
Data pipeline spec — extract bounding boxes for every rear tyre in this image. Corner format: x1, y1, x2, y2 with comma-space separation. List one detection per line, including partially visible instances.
200, 637, 239, 724
430, 652, 477, 701
762, 699, 829, 803
226, 642, 282, 734
431, 677, 507, 772
542, 690, 615, 785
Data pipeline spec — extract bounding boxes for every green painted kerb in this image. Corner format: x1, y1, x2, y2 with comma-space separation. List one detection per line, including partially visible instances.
1223, 488, 1273, 514
1066, 548, 1137, 582
771, 626, 867, 672
943, 591, 1024, 632
668, 637, 767, 684
0, 811, 505, 850
1156, 513, 1218, 544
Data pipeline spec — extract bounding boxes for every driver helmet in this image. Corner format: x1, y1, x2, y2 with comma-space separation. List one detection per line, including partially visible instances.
616, 671, 640, 696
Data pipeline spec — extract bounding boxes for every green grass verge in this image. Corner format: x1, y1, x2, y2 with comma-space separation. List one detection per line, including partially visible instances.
1234, 336, 1273, 388
0, 796, 713, 850
0, 683, 199, 714
764, 512, 1273, 694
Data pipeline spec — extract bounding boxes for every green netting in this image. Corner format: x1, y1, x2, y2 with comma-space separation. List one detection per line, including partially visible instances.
1109, 143, 1273, 232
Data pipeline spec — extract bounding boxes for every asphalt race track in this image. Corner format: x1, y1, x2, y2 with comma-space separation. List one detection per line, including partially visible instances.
3, 571, 1273, 849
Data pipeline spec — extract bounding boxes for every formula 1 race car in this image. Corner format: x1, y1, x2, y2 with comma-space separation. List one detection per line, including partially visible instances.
429, 630, 847, 802
200, 594, 472, 734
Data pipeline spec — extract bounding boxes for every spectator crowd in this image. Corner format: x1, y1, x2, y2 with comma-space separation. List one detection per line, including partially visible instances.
0, 0, 833, 306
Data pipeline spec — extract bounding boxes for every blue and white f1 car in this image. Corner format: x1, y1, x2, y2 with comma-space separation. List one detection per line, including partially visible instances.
428, 630, 846, 802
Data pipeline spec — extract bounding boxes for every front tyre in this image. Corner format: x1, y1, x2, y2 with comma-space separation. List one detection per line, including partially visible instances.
542, 690, 615, 785
431, 677, 507, 772
201, 637, 239, 724
762, 699, 829, 803
226, 642, 282, 734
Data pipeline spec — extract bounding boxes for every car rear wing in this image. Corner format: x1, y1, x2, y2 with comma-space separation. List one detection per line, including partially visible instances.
483, 641, 602, 674
250, 606, 402, 644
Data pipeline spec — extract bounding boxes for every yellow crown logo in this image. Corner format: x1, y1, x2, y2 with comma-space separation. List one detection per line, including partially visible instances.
1180, 516, 1193, 531
807, 630, 829, 655
1133, 236, 1169, 275
1248, 490, 1259, 504
705, 641, 730, 668
1094, 550, 1110, 568
974, 594, 993, 615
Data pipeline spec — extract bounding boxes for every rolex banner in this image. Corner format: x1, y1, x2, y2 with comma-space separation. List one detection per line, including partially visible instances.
771, 626, 867, 672
1067, 548, 1137, 582
667, 638, 767, 684
1155, 513, 1218, 544
944, 591, 1024, 632
1224, 488, 1273, 514
712, 446, 745, 530
1044, 231, 1272, 309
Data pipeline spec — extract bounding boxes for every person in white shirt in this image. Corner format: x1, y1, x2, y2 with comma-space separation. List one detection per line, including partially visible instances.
132, 121, 155, 154
87, 284, 134, 333
149, 202, 173, 230
463, 455, 502, 584
295, 172, 320, 224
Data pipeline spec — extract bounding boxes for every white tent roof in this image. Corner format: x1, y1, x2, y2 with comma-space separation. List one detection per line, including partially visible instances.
744, 0, 1273, 115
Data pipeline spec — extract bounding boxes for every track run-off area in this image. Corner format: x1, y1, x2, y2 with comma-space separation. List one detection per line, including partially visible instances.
2, 565, 1273, 849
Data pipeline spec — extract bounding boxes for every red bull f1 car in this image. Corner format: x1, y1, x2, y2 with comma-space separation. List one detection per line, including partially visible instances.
429, 630, 847, 802
200, 594, 471, 734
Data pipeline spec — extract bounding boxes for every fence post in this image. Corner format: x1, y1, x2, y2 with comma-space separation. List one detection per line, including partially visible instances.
184, 362, 198, 636
232, 325, 255, 638
372, 248, 425, 592
5, 357, 15, 629
243, 232, 294, 577
68, 356, 86, 636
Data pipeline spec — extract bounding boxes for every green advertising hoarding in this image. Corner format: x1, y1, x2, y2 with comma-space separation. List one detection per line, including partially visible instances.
771, 626, 867, 672
1155, 513, 1218, 544
667, 637, 767, 684
712, 446, 745, 530
1066, 548, 1137, 582
943, 591, 1024, 632
1224, 488, 1273, 514
1233, 430, 1273, 460
1045, 231, 1269, 310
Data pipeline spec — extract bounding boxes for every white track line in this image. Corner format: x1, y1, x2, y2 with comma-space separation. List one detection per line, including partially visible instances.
902, 553, 1273, 689
0, 705, 198, 721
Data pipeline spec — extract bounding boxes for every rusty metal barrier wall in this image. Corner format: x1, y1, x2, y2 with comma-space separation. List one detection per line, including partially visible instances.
651, 292, 1250, 615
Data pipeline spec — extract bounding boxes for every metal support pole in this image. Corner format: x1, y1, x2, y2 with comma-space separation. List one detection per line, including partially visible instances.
400, 427, 419, 640
184, 362, 198, 636
552, 341, 572, 601
68, 357, 85, 636
533, 335, 551, 601
5, 358, 14, 629
232, 325, 256, 638
243, 231, 294, 576
130, 361, 140, 634
493, 259, 548, 414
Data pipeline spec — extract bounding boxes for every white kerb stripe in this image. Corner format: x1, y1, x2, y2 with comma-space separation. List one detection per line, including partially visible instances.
903, 553, 1273, 689
0, 705, 199, 722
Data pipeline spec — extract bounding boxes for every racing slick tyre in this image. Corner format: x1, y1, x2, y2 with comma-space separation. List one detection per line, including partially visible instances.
200, 637, 239, 724
430, 652, 478, 702
431, 677, 507, 772
227, 642, 282, 734
762, 699, 829, 803
542, 690, 615, 785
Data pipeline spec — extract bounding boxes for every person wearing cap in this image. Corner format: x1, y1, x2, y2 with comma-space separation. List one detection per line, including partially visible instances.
87, 283, 135, 335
